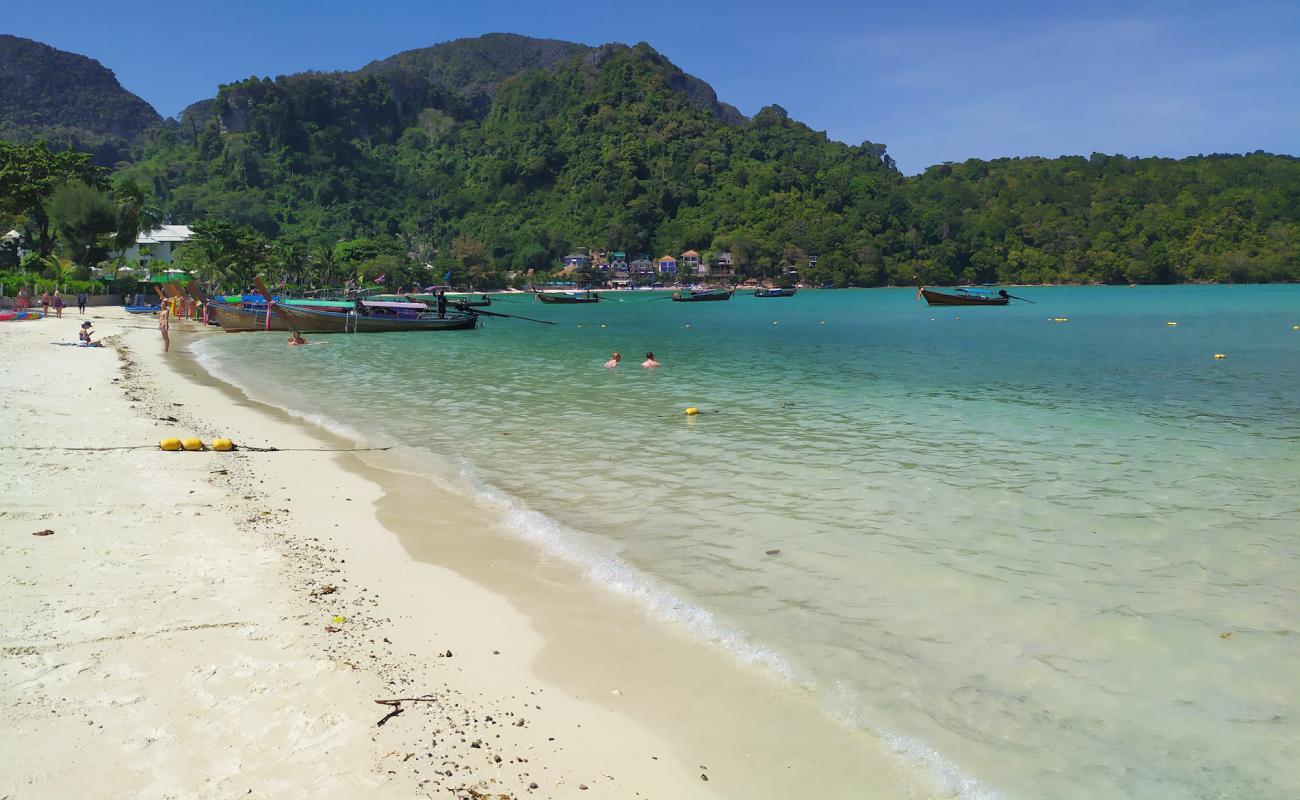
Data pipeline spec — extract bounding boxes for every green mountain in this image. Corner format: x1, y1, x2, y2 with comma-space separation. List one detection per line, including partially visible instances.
4, 33, 1298, 284
0, 34, 162, 164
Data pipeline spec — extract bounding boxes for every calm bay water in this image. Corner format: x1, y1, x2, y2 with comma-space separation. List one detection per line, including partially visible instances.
195, 285, 1300, 799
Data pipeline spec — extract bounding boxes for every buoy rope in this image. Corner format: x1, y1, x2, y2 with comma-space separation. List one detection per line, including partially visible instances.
0, 445, 395, 453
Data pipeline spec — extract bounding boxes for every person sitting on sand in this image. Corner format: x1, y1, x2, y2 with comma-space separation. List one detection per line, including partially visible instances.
641, 351, 660, 369
604, 351, 621, 368
78, 321, 102, 347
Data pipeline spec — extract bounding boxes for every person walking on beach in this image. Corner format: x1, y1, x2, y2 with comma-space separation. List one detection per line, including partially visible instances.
641, 351, 660, 369
604, 351, 621, 368
76, 291, 87, 314
52, 290, 64, 319
16, 286, 29, 310
40, 290, 51, 315
158, 304, 170, 353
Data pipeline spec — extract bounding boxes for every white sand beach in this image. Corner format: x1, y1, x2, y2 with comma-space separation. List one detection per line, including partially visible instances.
1, 309, 923, 800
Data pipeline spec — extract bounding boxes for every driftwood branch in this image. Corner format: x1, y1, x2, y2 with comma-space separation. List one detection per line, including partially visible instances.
374, 695, 439, 727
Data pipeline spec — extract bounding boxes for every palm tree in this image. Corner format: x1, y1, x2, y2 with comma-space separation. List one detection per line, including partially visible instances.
112, 179, 163, 264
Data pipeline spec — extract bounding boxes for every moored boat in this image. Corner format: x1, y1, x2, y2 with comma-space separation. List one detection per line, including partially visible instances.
754, 287, 797, 298
268, 301, 478, 333
532, 288, 600, 304
917, 287, 1009, 306
0, 309, 45, 321
671, 287, 733, 302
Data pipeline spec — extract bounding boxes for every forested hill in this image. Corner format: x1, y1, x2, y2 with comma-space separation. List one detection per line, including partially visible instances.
6, 33, 1299, 285
0, 34, 161, 165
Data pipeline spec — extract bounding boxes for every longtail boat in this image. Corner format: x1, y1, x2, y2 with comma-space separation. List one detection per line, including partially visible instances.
211, 299, 357, 332
532, 288, 599, 304
671, 287, 733, 302
917, 287, 1009, 306
754, 287, 797, 298
124, 305, 162, 314
268, 301, 478, 333
373, 292, 493, 307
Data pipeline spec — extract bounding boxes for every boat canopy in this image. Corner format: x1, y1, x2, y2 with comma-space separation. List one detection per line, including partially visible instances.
361, 300, 428, 310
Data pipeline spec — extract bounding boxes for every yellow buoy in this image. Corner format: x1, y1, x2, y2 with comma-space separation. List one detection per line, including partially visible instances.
684, 407, 699, 416
182, 437, 204, 451
1167, 321, 1178, 326
1213, 353, 1227, 359
159, 437, 182, 451
1293, 325, 1299, 330
212, 438, 234, 452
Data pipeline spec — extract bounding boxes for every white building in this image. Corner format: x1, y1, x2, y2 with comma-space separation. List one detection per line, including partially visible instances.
116, 225, 195, 264
2, 229, 29, 260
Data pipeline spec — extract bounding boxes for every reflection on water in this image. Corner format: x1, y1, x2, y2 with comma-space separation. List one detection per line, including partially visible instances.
196, 286, 1300, 799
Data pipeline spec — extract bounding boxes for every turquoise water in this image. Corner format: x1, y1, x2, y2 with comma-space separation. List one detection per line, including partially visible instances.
195, 286, 1300, 799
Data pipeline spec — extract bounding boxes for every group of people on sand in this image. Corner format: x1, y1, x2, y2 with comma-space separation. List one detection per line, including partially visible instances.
604, 351, 660, 369
15, 288, 88, 318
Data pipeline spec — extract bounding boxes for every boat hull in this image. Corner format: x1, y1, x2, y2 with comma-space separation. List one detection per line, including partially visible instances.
671, 289, 733, 302
534, 291, 599, 304
212, 304, 288, 332
272, 304, 478, 333
920, 288, 1008, 306
754, 288, 797, 297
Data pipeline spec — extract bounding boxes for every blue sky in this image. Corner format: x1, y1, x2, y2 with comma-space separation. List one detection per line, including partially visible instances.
7, 0, 1297, 173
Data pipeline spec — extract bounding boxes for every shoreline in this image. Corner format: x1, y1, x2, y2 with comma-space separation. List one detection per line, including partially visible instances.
2, 310, 934, 799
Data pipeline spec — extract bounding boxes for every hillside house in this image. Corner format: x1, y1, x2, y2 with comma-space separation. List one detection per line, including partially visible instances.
712, 251, 735, 278
115, 225, 195, 264
680, 250, 703, 276
630, 258, 655, 275
656, 255, 677, 274
562, 251, 592, 269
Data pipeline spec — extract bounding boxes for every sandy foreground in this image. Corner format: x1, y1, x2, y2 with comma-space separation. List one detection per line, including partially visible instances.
1, 309, 926, 800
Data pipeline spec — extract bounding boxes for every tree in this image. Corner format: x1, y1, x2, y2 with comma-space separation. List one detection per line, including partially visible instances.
0, 142, 104, 257
46, 182, 118, 267
111, 178, 163, 257
173, 220, 267, 289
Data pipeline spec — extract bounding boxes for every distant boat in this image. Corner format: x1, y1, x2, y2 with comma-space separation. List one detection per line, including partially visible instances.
533, 288, 600, 304
916, 282, 1012, 306
671, 287, 733, 302
754, 287, 797, 298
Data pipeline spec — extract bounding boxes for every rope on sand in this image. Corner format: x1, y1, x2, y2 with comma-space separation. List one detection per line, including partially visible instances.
0, 445, 395, 453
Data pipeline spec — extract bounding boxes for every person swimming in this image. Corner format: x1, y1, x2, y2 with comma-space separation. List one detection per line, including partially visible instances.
641, 351, 660, 369
604, 351, 621, 368
287, 331, 307, 346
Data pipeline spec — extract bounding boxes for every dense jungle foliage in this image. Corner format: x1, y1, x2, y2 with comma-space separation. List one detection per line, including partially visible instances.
3, 34, 1298, 288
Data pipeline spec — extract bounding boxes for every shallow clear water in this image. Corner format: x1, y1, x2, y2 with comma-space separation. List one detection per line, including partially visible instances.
196, 286, 1300, 799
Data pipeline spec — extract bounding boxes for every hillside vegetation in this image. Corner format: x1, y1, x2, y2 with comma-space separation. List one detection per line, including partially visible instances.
0, 34, 161, 165
5, 34, 1299, 286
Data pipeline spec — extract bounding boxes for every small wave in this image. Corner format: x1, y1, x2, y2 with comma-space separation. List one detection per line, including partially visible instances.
188, 336, 1005, 800
189, 337, 372, 445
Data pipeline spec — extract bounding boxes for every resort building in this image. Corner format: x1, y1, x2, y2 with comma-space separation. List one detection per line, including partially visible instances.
562, 251, 593, 269
680, 250, 702, 276
712, 251, 735, 278
115, 225, 195, 264
656, 255, 677, 274
629, 258, 655, 275
610, 251, 628, 270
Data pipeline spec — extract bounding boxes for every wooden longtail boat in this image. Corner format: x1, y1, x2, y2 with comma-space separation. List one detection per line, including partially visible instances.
269, 302, 478, 333
532, 288, 600, 304
918, 287, 1009, 306
373, 293, 493, 307
211, 299, 356, 332
671, 288, 734, 302
754, 287, 797, 297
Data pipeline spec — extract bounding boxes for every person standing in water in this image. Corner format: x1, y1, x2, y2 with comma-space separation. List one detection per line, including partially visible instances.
436, 288, 447, 319
158, 304, 170, 353
641, 351, 660, 369
604, 352, 621, 368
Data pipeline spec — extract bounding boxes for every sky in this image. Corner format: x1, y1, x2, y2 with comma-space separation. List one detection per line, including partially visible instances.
6, 0, 1298, 173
